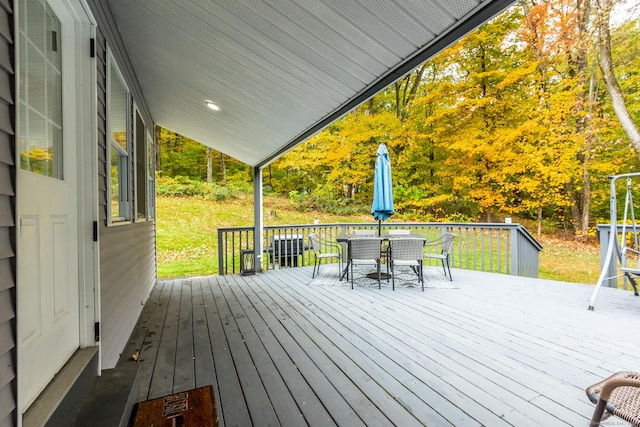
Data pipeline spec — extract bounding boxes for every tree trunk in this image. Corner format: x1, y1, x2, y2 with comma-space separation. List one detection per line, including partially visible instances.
581, 162, 591, 238
394, 68, 426, 119
406, 65, 426, 102
565, 181, 583, 231
365, 97, 374, 116
537, 206, 542, 237
219, 153, 227, 185
597, 0, 640, 158
206, 147, 213, 183
394, 81, 401, 118
579, 47, 602, 239
575, 0, 592, 240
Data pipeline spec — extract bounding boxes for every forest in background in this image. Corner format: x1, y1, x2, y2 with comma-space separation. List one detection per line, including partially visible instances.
156, 0, 640, 239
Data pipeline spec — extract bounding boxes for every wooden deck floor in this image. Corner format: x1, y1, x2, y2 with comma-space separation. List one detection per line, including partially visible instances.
119, 266, 639, 426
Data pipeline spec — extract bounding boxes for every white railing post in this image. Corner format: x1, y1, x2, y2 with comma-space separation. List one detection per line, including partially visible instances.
510, 226, 518, 276
253, 166, 263, 272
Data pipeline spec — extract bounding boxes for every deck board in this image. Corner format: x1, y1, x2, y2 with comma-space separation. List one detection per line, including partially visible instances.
211, 275, 281, 426
192, 279, 216, 388
271, 270, 503, 426
201, 276, 252, 427
147, 280, 181, 399
223, 273, 336, 426
121, 267, 639, 426
270, 269, 512, 426
254, 271, 426, 427
117, 282, 163, 368
173, 280, 195, 392
259, 272, 466, 426
231, 277, 366, 426
246, 273, 388, 426
220, 274, 305, 426
133, 280, 173, 402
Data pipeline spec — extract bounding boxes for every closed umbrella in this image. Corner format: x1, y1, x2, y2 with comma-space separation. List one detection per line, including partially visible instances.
371, 143, 394, 235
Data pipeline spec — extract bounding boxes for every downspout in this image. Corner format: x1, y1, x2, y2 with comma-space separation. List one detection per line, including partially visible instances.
254, 167, 263, 272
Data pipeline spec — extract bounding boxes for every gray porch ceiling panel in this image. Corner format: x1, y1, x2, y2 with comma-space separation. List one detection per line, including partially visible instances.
106, 0, 514, 167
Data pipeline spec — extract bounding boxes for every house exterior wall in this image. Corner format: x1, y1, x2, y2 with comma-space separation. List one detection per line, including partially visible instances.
0, 0, 15, 424
91, 1, 157, 369
0, 0, 157, 422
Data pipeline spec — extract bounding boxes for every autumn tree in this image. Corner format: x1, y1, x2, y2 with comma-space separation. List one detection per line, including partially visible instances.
157, 128, 249, 184
267, 2, 640, 231
596, 0, 640, 158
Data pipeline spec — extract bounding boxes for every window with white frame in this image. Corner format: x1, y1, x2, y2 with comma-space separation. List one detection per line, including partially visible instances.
108, 54, 130, 222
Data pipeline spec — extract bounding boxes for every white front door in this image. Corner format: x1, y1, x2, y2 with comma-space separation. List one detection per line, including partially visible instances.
16, 0, 86, 412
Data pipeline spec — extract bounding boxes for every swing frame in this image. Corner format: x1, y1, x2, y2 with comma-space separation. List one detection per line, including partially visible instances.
589, 173, 640, 310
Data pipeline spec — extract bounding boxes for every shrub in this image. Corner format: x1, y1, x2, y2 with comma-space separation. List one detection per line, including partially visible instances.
156, 176, 249, 201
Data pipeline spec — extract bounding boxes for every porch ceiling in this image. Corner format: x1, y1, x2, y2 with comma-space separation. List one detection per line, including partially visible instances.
105, 0, 515, 167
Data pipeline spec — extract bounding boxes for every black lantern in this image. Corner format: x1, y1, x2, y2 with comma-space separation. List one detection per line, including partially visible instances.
241, 249, 255, 276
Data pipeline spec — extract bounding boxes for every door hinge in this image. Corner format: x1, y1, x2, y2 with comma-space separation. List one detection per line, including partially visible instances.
90, 38, 95, 58
93, 220, 98, 242
94, 322, 100, 342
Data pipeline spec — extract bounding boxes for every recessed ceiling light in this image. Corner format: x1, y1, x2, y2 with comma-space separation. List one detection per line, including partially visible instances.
205, 100, 220, 111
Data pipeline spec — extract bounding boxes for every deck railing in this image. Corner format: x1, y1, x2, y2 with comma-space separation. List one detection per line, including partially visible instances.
217, 222, 542, 277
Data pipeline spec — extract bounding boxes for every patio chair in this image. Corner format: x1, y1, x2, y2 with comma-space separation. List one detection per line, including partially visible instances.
353, 229, 376, 236
424, 232, 455, 281
381, 229, 412, 260
619, 247, 640, 296
388, 229, 411, 236
308, 233, 342, 279
388, 239, 424, 291
586, 371, 640, 426
346, 238, 382, 289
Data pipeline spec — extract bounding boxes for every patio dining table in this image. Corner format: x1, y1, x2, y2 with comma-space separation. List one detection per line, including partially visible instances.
336, 234, 426, 281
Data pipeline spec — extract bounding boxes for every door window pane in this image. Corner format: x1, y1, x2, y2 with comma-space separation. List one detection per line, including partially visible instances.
18, 0, 63, 180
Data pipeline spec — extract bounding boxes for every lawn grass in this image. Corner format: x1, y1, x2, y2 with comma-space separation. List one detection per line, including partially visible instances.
156, 195, 602, 284
537, 235, 601, 284
156, 195, 370, 278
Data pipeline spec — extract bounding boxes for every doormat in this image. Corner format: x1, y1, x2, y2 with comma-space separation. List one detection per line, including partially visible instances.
129, 385, 218, 427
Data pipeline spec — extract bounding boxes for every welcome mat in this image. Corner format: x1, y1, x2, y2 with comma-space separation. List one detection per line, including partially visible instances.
130, 385, 218, 427
308, 263, 458, 289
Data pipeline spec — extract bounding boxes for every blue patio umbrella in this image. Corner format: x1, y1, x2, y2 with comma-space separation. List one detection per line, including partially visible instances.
371, 143, 394, 235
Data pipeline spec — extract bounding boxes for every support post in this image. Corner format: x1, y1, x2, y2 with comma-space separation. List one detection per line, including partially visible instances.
598, 226, 617, 288
254, 167, 263, 273
510, 226, 518, 277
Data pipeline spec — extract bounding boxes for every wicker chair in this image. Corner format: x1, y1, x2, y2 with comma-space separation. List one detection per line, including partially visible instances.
424, 232, 455, 281
345, 238, 382, 289
586, 371, 640, 426
388, 239, 424, 290
387, 229, 411, 236
352, 229, 376, 236
308, 233, 342, 279
381, 229, 411, 260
